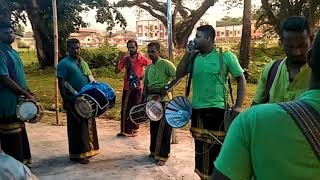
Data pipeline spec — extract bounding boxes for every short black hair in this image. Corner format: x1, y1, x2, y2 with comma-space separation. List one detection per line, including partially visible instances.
0, 21, 12, 30
280, 16, 311, 38
147, 42, 160, 52
197, 25, 216, 41
127, 39, 138, 48
67, 38, 80, 47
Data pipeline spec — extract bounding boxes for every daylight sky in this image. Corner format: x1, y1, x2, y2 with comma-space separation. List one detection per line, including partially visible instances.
24, 0, 261, 32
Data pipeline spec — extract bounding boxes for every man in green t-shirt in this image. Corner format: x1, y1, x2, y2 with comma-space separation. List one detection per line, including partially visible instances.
176, 25, 246, 179
210, 29, 320, 180
143, 42, 176, 166
0, 22, 35, 166
57, 38, 99, 164
252, 16, 312, 105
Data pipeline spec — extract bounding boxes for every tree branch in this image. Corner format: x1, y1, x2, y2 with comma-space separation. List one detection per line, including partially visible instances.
261, 0, 280, 33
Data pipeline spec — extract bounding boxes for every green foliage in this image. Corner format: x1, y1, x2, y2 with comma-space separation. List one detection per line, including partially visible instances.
1, 0, 127, 67
81, 44, 120, 69
256, 0, 320, 35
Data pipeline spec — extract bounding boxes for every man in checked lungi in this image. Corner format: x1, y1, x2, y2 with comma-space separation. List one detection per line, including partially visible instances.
57, 38, 99, 164
115, 39, 151, 137
0, 22, 35, 166
143, 42, 177, 166
176, 25, 246, 179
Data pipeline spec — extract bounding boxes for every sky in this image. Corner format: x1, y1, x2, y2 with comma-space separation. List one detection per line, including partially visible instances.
25, 0, 261, 32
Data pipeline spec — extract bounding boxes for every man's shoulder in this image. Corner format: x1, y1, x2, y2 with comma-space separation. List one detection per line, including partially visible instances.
261, 59, 284, 77
137, 52, 148, 58
57, 57, 71, 67
244, 103, 285, 124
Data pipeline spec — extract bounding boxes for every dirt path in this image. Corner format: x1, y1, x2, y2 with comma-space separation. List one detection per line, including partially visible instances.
27, 113, 200, 180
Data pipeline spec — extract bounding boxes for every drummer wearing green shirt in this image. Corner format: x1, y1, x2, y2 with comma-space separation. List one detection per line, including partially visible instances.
143, 42, 177, 166
176, 25, 246, 180
252, 16, 313, 105
211, 29, 320, 180
0, 22, 35, 165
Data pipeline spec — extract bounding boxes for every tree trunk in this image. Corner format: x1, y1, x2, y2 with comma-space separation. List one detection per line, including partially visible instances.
23, 0, 54, 68
239, 0, 251, 72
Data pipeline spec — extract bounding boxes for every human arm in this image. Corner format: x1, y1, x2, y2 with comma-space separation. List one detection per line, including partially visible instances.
115, 52, 126, 74
232, 74, 246, 112
0, 56, 35, 100
225, 51, 246, 112
0, 76, 35, 100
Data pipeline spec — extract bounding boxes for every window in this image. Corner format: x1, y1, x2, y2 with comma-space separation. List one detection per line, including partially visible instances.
138, 33, 143, 37
145, 33, 148, 36
217, 31, 220, 36
138, 25, 143, 33
155, 33, 157, 36
221, 32, 224, 35
155, 26, 158, 30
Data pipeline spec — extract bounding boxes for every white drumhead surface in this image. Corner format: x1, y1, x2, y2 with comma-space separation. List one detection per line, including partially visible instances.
18, 102, 38, 120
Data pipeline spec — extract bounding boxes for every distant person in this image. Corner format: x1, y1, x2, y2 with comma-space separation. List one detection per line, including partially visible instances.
143, 42, 176, 166
0, 22, 35, 165
252, 16, 312, 105
211, 30, 320, 180
176, 25, 246, 179
0, 140, 38, 180
115, 39, 151, 137
57, 38, 99, 164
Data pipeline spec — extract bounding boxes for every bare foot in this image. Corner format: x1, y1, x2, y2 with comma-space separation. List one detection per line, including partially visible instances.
157, 160, 166, 166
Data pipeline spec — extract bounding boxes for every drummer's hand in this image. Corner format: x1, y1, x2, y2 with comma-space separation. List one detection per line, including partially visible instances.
25, 92, 36, 101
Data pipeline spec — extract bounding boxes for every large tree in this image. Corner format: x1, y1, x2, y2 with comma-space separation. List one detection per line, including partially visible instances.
257, 0, 320, 36
239, 0, 251, 71
0, 0, 126, 68
115, 0, 218, 49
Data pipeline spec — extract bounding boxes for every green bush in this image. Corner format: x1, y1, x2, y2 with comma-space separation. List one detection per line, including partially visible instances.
81, 44, 120, 69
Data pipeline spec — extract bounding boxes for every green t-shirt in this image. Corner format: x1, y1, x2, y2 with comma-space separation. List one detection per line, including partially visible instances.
144, 58, 176, 101
0, 44, 28, 118
57, 56, 90, 102
191, 48, 244, 109
215, 90, 320, 180
253, 59, 310, 104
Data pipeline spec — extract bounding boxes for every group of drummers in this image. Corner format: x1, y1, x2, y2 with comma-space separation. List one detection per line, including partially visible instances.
1, 15, 320, 180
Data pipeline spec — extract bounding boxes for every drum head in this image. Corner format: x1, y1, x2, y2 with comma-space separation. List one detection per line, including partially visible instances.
17, 101, 39, 122
145, 100, 163, 121
75, 96, 94, 119
165, 96, 192, 128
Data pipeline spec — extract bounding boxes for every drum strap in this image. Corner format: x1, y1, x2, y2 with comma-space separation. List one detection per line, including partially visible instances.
219, 48, 234, 109
185, 51, 199, 97
279, 100, 320, 160
125, 56, 140, 89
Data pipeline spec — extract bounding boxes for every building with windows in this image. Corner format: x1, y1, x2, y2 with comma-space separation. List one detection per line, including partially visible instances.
215, 22, 263, 42
136, 19, 167, 43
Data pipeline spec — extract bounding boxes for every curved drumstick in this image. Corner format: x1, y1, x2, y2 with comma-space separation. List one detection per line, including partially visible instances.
64, 81, 77, 95
165, 79, 182, 92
